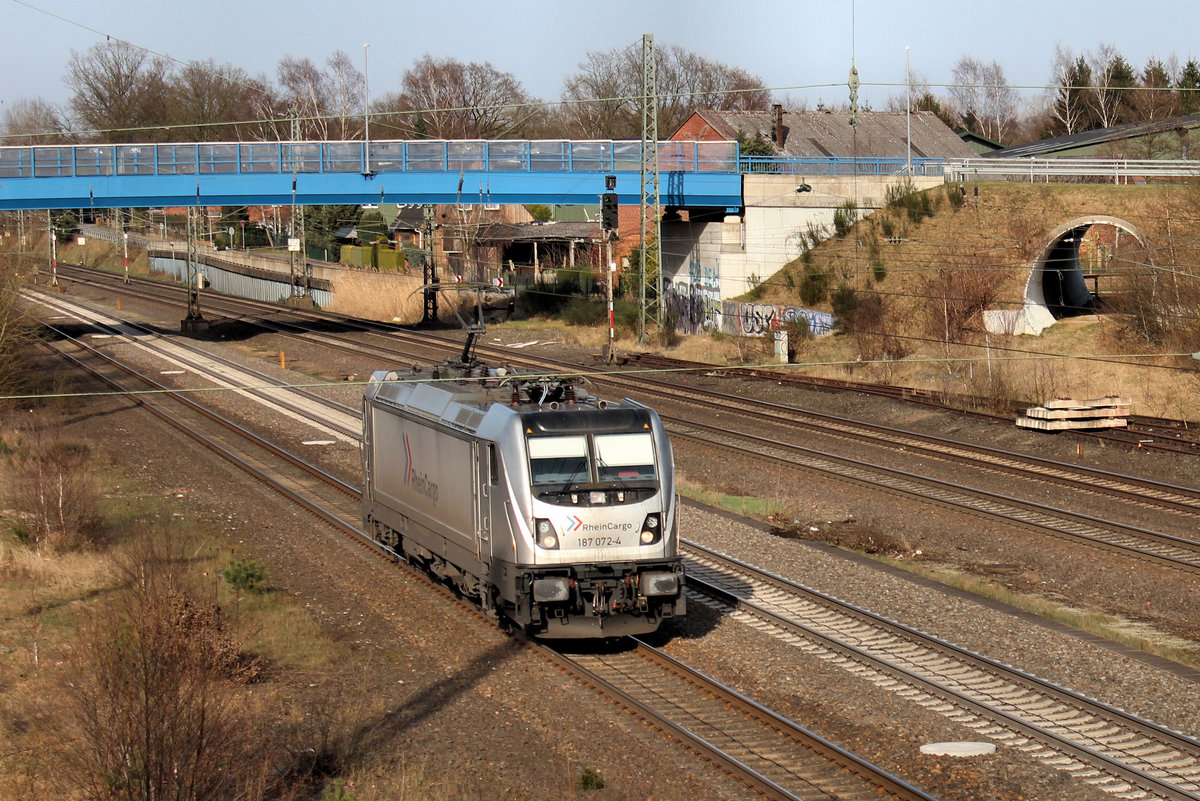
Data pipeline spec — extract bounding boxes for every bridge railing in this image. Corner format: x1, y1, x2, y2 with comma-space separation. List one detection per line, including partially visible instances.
739, 155, 944, 177
0, 139, 741, 179
946, 157, 1200, 182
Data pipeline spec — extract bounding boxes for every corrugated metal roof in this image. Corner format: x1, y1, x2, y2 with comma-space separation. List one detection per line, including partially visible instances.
988, 114, 1200, 158
684, 109, 978, 159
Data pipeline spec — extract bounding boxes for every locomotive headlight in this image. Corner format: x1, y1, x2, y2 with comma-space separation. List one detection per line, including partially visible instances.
639, 514, 662, 545
535, 519, 559, 549
640, 571, 679, 596
532, 577, 570, 602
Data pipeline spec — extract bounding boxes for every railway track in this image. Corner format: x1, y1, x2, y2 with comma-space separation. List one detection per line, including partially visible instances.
666, 412, 1200, 576
626, 353, 1200, 457
33, 285, 1200, 798
31, 289, 932, 801
51, 262, 1200, 457
42, 269, 1200, 575
683, 542, 1200, 801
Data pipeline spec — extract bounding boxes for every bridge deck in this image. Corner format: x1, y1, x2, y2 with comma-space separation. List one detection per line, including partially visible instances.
0, 139, 743, 210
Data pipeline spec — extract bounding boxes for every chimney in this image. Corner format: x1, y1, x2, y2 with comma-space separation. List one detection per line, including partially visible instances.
772, 104, 785, 149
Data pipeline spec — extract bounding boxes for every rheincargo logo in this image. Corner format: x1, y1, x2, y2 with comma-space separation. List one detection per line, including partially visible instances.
404, 432, 439, 503
571, 521, 634, 534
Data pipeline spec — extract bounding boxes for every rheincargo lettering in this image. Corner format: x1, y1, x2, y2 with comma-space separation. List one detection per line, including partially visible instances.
578, 522, 634, 533
410, 473, 439, 503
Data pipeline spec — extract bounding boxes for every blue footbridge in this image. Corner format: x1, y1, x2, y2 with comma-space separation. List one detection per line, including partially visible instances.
0, 139, 745, 211
0, 138, 948, 211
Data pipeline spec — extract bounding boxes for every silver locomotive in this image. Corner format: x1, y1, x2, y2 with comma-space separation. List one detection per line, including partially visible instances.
362, 363, 685, 638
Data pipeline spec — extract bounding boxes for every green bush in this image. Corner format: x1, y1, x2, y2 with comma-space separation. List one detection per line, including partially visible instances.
832, 199, 857, 237
946, 183, 965, 209
55, 212, 79, 243
578, 768, 605, 791
830, 285, 861, 331
744, 274, 766, 301
516, 281, 569, 317
562, 297, 606, 326
224, 557, 267, 595
799, 264, 829, 306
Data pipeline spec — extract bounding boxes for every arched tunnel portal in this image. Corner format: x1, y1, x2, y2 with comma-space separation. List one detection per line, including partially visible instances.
1013, 216, 1148, 335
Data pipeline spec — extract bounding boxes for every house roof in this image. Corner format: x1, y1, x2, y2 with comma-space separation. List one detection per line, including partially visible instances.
389, 205, 426, 231
478, 221, 602, 242
674, 108, 978, 160
988, 114, 1200, 158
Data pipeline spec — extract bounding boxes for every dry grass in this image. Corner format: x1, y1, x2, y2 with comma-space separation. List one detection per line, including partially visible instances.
327, 269, 427, 323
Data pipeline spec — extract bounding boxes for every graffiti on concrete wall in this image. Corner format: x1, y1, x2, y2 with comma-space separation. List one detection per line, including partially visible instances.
666, 262, 834, 338
667, 259, 723, 334
730, 302, 834, 337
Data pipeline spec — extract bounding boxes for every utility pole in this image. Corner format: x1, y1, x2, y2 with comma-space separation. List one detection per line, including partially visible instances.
119, 207, 129, 283
181, 205, 208, 333
639, 33, 661, 344
288, 108, 308, 299
421, 204, 438, 325
905, 46, 912, 174
48, 210, 58, 288
363, 43, 372, 174
602, 174, 618, 362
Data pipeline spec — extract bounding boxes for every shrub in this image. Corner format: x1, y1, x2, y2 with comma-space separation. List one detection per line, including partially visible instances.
224, 557, 267, 595
872, 260, 887, 282
6, 426, 104, 552
744, 274, 766, 301
832, 199, 857, 237
578, 768, 605, 790
946, 183, 965, 209
799, 264, 829, 306
830, 285, 860, 331
562, 297, 606, 326
784, 316, 813, 362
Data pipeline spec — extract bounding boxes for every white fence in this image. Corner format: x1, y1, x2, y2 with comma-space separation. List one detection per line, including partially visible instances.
946, 158, 1200, 183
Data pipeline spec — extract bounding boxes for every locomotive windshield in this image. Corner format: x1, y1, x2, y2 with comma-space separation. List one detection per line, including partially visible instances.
594, 433, 656, 481
528, 435, 589, 486
527, 432, 658, 491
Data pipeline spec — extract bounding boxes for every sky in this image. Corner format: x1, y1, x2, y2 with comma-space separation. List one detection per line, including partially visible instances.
5, 0, 1200, 126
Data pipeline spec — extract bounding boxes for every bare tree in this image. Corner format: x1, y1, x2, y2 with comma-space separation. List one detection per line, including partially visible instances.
324, 50, 364, 141
885, 69, 932, 112
0, 267, 39, 398
66, 40, 172, 142
948, 56, 1018, 143
277, 55, 333, 139
1088, 43, 1136, 128
169, 59, 258, 141
2, 98, 69, 144
663, 47, 771, 127
1128, 57, 1178, 123
561, 47, 642, 139
561, 44, 771, 139
1045, 44, 1090, 136
382, 54, 534, 139
55, 523, 279, 801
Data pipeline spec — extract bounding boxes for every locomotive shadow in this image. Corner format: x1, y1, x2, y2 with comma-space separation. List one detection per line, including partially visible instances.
348, 637, 525, 750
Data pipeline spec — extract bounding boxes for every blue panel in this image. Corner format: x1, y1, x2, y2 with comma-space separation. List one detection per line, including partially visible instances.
0, 139, 746, 210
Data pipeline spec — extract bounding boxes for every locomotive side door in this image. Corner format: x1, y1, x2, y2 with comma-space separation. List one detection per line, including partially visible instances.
475, 442, 495, 559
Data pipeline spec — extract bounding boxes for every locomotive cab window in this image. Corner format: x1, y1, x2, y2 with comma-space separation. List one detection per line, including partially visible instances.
527, 435, 589, 486
595, 433, 656, 482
